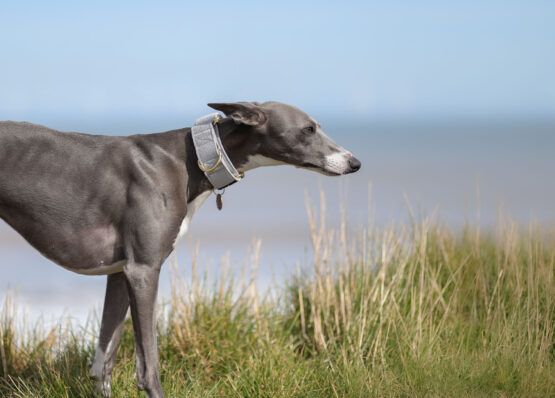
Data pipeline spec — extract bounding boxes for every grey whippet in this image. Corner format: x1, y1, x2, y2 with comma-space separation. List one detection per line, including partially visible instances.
0, 101, 361, 397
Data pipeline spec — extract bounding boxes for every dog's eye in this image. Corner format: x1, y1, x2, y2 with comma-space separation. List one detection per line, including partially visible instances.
303, 126, 315, 134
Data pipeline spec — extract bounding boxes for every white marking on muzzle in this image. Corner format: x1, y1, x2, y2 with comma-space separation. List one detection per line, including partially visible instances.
324, 151, 351, 175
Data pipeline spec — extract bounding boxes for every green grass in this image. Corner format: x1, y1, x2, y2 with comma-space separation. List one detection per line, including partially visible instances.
1, 204, 554, 397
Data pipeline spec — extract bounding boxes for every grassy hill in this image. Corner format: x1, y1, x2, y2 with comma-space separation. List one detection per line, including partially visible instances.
1, 205, 554, 397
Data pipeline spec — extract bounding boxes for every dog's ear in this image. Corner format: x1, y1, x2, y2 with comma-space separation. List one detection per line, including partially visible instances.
207, 102, 267, 126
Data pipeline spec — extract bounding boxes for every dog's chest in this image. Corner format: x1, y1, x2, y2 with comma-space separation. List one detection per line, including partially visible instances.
174, 190, 211, 245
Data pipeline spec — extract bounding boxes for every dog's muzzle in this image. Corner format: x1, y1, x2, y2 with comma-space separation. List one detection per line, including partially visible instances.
324, 152, 361, 175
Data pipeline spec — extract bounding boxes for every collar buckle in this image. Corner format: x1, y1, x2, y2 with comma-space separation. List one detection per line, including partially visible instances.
197, 148, 222, 173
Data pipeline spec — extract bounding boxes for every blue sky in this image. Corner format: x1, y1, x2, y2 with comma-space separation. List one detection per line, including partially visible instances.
1, 1, 554, 123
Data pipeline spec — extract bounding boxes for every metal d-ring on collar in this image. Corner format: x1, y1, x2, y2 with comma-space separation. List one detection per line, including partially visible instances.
191, 112, 244, 190
197, 147, 222, 173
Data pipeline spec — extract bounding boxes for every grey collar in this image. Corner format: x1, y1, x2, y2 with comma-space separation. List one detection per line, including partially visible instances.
191, 113, 244, 190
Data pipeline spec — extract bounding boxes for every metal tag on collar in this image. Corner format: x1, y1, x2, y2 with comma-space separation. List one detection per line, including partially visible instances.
214, 188, 224, 211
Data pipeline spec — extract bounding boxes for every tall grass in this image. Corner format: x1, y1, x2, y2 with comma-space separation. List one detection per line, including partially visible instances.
1, 197, 554, 397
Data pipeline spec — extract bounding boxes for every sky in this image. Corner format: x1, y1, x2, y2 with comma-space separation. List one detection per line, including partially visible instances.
1, 0, 554, 126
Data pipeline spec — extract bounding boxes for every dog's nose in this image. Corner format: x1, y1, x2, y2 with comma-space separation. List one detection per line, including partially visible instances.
349, 156, 361, 172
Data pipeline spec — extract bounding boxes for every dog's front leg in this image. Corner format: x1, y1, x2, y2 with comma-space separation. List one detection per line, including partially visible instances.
91, 272, 130, 397
123, 262, 163, 398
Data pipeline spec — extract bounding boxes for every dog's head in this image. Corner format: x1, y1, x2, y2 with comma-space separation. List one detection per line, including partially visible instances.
208, 101, 361, 176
